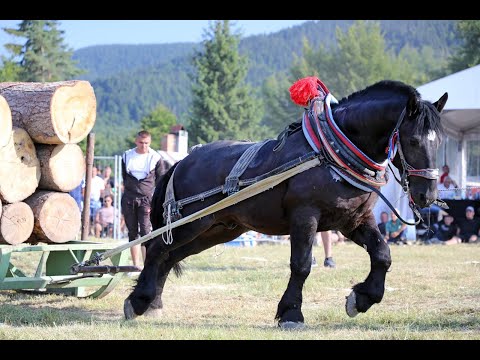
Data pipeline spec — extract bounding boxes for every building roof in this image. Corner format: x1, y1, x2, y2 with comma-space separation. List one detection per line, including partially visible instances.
417, 65, 480, 139
169, 124, 186, 133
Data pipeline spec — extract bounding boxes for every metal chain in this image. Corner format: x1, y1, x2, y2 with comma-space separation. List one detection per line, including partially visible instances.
438, 186, 480, 192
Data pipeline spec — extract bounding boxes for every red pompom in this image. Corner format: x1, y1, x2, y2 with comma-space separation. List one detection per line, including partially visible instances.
289, 76, 330, 106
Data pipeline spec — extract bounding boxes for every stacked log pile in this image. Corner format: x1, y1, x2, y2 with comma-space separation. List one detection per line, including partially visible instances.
0, 81, 95, 245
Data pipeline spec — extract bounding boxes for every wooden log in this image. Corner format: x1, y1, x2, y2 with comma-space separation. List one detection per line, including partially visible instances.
24, 190, 81, 244
0, 81, 96, 144
0, 202, 34, 245
37, 143, 85, 192
0, 127, 41, 203
0, 95, 12, 148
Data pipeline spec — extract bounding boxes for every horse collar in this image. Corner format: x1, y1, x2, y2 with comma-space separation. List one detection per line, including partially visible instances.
302, 94, 388, 188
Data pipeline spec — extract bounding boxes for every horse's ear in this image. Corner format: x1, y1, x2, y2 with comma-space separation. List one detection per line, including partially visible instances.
433, 92, 448, 113
407, 94, 420, 117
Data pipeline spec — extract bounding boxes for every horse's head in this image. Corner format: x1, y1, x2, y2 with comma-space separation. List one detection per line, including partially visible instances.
393, 91, 448, 208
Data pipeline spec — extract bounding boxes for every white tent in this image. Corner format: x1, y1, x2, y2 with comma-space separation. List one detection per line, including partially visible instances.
417, 64, 480, 192
373, 65, 480, 235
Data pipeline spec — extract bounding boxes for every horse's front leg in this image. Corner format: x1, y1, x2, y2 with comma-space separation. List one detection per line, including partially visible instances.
345, 218, 391, 317
275, 207, 318, 328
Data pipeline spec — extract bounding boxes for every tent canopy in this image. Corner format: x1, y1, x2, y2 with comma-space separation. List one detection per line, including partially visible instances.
375, 65, 480, 226
417, 64, 480, 140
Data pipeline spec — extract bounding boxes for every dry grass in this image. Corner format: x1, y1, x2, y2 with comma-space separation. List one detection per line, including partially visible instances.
0, 242, 479, 339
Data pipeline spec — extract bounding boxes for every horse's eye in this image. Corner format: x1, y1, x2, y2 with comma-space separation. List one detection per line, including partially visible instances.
409, 138, 420, 147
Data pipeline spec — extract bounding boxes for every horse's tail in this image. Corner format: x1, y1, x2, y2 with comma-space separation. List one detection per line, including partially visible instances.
151, 162, 178, 230
150, 162, 184, 277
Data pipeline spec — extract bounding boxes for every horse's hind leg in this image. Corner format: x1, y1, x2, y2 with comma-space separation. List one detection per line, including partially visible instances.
275, 207, 317, 328
124, 216, 216, 319
345, 219, 391, 317
144, 224, 247, 318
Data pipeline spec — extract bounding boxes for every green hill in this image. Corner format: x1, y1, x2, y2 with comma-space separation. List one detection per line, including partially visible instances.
75, 20, 458, 155
74, 43, 197, 81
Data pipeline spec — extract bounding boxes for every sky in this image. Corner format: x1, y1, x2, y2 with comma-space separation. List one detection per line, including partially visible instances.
0, 20, 310, 57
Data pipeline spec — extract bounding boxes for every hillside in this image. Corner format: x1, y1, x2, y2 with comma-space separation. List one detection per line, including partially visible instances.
75, 20, 458, 155
73, 42, 197, 81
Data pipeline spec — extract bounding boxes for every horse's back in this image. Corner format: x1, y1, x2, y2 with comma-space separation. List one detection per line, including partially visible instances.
173, 139, 283, 197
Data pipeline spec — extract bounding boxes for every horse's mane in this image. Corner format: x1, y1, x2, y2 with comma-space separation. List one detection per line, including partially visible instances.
336, 80, 420, 104
334, 80, 444, 137
278, 80, 444, 140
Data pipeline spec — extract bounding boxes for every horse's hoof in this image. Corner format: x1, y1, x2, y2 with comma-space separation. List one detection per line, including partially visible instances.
124, 299, 138, 320
278, 321, 305, 330
345, 291, 359, 318
144, 307, 163, 318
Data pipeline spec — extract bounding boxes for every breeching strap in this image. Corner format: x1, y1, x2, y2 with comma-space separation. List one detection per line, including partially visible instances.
87, 157, 321, 265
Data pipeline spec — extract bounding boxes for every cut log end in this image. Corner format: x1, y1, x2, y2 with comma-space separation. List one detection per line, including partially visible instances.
0, 202, 34, 245
0, 127, 41, 203
25, 191, 81, 244
37, 143, 86, 192
52, 81, 96, 144
0, 95, 12, 148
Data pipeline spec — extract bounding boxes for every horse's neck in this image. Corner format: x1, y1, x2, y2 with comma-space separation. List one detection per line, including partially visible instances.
332, 103, 402, 163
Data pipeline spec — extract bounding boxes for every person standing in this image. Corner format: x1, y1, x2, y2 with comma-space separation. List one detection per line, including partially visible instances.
100, 165, 115, 203
122, 130, 167, 271
69, 178, 84, 211
312, 231, 337, 268
84, 166, 105, 235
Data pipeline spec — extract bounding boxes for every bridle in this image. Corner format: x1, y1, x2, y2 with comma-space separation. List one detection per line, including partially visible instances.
385, 107, 447, 223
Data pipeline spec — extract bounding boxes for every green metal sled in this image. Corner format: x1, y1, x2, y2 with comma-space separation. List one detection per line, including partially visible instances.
0, 241, 129, 299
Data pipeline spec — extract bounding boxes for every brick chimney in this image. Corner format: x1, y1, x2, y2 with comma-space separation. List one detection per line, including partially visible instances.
161, 125, 188, 156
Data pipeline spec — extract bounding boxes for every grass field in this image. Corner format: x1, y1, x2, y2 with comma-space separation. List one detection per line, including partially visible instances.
0, 241, 479, 340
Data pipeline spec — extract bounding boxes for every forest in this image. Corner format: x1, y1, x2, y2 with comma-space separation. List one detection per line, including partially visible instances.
1, 20, 477, 155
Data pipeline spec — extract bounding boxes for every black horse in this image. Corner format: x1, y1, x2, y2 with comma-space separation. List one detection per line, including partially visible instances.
123, 80, 448, 328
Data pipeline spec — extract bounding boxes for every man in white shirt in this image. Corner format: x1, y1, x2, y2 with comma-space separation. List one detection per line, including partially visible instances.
121, 130, 169, 271
437, 176, 459, 200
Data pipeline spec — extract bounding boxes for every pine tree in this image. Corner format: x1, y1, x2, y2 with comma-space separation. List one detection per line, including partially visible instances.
289, 21, 419, 99
0, 56, 22, 81
261, 72, 303, 136
331, 20, 415, 97
260, 21, 427, 134
3, 20, 83, 82
448, 20, 480, 73
127, 104, 177, 149
188, 20, 264, 145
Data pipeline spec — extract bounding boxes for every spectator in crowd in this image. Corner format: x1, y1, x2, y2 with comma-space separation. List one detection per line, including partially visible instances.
386, 209, 407, 245
101, 166, 115, 202
428, 214, 461, 245
84, 166, 105, 234
122, 130, 168, 271
312, 230, 343, 268
94, 194, 117, 238
439, 165, 458, 186
331, 230, 346, 244
437, 176, 459, 200
377, 211, 389, 242
69, 179, 84, 211
456, 206, 480, 243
